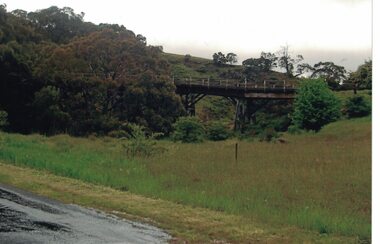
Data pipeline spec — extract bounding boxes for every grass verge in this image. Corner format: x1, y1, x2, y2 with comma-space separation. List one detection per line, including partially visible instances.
0, 117, 371, 242
0, 163, 359, 243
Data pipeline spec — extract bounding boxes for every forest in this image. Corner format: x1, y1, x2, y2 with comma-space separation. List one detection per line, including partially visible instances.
0, 5, 183, 136
0, 4, 372, 138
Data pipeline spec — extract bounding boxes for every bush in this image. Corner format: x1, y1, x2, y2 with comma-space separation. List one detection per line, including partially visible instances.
287, 124, 303, 135
172, 117, 205, 143
207, 121, 230, 141
122, 124, 166, 157
292, 79, 341, 131
258, 127, 279, 142
345, 95, 371, 118
0, 110, 8, 130
107, 129, 129, 138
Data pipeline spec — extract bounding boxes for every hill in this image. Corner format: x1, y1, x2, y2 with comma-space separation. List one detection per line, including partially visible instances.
0, 5, 183, 136
162, 52, 298, 84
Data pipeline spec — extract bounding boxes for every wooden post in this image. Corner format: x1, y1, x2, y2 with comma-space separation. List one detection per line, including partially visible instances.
283, 80, 286, 92
264, 80, 266, 91
235, 142, 238, 165
208, 77, 210, 88
244, 77, 247, 90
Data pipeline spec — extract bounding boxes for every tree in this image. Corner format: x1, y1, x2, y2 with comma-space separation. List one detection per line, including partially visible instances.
184, 54, 191, 63
27, 6, 94, 43
292, 79, 341, 131
207, 121, 230, 141
172, 117, 205, 143
242, 52, 277, 79
310, 62, 346, 89
243, 52, 277, 72
136, 34, 146, 45
212, 52, 227, 66
226, 52, 237, 65
346, 60, 372, 94
0, 110, 8, 129
276, 45, 303, 77
345, 95, 371, 118
32, 86, 71, 134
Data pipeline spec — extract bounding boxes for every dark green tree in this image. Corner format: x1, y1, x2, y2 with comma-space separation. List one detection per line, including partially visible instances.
172, 117, 205, 143
292, 79, 341, 131
226, 52, 237, 65
207, 121, 230, 141
345, 95, 371, 118
0, 110, 8, 129
212, 52, 227, 66
346, 60, 372, 93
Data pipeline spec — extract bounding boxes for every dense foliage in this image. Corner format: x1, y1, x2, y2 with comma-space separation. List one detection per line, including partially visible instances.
172, 117, 205, 143
206, 121, 230, 141
345, 95, 371, 118
292, 79, 341, 131
0, 5, 183, 135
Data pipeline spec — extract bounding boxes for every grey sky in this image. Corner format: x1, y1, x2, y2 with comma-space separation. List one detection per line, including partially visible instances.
4, 0, 372, 71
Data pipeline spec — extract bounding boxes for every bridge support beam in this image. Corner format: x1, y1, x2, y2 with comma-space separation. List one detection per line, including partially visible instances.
182, 94, 206, 116
232, 99, 269, 131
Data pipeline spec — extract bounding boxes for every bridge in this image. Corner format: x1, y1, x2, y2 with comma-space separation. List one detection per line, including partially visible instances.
174, 77, 297, 130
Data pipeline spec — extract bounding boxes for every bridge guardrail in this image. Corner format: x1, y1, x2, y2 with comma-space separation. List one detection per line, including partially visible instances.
174, 77, 296, 92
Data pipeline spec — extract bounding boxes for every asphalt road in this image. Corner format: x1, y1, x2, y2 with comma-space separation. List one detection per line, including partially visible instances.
0, 184, 170, 244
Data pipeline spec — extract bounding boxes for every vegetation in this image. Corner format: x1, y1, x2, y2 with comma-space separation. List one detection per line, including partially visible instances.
292, 79, 341, 131
345, 59, 372, 93
345, 95, 371, 118
0, 110, 7, 129
0, 117, 371, 241
0, 5, 183, 136
206, 121, 231, 141
0, 163, 359, 243
172, 116, 205, 143
0, 3, 372, 243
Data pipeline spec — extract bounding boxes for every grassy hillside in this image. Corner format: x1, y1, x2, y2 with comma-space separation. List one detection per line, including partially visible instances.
0, 116, 371, 242
162, 52, 296, 82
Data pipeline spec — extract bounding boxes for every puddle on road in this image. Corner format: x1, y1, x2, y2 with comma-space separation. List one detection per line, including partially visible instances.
0, 186, 170, 243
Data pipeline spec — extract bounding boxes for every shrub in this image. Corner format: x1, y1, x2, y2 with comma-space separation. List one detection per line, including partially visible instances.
258, 127, 279, 142
107, 129, 129, 138
123, 124, 166, 157
287, 124, 303, 135
172, 117, 205, 143
292, 79, 341, 131
207, 121, 230, 141
0, 110, 8, 130
345, 95, 371, 118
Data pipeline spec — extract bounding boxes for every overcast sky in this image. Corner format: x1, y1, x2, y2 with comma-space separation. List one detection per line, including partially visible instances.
4, 0, 372, 71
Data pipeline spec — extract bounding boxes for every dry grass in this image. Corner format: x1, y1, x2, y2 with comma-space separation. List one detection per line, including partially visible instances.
0, 163, 359, 243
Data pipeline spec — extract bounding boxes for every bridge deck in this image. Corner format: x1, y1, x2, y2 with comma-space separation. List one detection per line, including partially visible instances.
174, 78, 296, 99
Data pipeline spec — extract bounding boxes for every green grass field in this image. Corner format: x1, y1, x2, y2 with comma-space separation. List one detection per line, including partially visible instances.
0, 117, 371, 241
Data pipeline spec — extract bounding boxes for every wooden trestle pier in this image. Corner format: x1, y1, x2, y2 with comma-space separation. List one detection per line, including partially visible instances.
174, 77, 297, 130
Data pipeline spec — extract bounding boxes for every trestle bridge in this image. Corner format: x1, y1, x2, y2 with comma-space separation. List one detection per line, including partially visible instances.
174, 77, 297, 130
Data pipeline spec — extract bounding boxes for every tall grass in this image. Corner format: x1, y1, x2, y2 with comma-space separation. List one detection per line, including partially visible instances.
0, 117, 371, 239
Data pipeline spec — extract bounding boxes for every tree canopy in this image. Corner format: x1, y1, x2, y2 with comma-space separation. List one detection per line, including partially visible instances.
0, 5, 183, 135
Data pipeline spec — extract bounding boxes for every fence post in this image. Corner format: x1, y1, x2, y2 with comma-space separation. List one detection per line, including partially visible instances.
244, 77, 247, 90
264, 80, 266, 91
235, 142, 238, 165
283, 80, 286, 92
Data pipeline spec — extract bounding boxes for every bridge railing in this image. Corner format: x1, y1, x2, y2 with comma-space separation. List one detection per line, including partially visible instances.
174, 77, 296, 92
